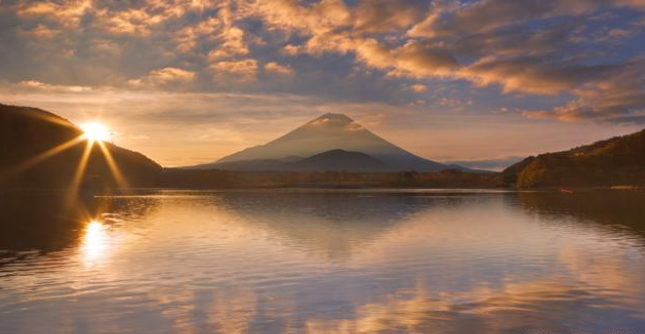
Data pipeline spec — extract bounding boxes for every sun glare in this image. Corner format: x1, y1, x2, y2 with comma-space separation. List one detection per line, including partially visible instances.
81, 220, 109, 267
81, 122, 111, 143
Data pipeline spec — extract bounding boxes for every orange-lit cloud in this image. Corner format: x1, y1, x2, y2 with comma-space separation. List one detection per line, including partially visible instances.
97, 8, 160, 36
128, 67, 197, 88
17, 80, 92, 92
207, 27, 251, 61
408, 84, 427, 93
18, 23, 60, 38
210, 59, 258, 81
17, 0, 92, 28
264, 62, 294, 75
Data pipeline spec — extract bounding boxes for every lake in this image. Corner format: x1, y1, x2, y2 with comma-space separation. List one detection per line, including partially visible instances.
1, 189, 645, 333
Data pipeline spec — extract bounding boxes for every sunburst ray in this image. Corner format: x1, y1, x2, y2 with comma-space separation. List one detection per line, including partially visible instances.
98, 141, 129, 190
66, 140, 94, 203
0, 136, 84, 181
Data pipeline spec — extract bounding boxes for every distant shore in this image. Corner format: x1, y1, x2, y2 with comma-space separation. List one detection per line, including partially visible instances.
5, 169, 644, 192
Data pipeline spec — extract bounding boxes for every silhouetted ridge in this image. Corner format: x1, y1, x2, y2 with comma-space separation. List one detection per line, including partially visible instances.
292, 149, 391, 172
0, 103, 162, 189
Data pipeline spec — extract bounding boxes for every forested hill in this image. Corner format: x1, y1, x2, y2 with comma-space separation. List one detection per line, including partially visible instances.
504, 129, 645, 188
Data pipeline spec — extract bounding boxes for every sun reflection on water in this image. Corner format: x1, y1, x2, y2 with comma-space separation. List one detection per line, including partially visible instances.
80, 220, 109, 267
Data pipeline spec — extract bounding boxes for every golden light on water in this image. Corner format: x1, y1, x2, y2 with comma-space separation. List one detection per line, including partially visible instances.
81, 122, 111, 143
81, 220, 109, 267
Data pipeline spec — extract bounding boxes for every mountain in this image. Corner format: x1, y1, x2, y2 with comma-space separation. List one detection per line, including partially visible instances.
504, 128, 645, 188
191, 113, 462, 172
0, 103, 162, 189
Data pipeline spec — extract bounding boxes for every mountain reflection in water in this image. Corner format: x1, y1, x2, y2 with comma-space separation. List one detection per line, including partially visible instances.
0, 189, 644, 333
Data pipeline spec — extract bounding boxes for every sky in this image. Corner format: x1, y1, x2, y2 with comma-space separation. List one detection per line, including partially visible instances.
0, 0, 644, 168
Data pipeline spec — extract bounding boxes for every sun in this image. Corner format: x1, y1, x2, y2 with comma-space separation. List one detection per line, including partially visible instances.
81, 122, 111, 143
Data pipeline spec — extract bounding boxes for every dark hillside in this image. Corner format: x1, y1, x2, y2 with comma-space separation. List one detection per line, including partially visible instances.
0, 104, 162, 189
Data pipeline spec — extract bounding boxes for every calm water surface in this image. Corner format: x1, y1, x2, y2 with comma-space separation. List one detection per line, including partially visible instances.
1, 189, 645, 333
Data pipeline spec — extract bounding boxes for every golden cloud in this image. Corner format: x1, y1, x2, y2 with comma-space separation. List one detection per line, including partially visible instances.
97, 8, 162, 36
128, 67, 197, 88
409, 84, 427, 93
19, 23, 60, 39
16, 80, 92, 92
210, 59, 258, 81
207, 27, 250, 61
17, 0, 92, 28
250, 0, 352, 39
264, 62, 295, 75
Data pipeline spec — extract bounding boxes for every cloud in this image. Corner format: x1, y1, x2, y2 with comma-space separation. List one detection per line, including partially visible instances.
173, 16, 222, 53
16, 0, 92, 28
304, 36, 459, 77
252, 0, 353, 35
459, 57, 616, 95
128, 67, 197, 87
408, 84, 427, 93
353, 0, 428, 33
448, 22, 578, 60
254, 0, 430, 35
210, 59, 258, 80
19, 24, 60, 38
408, 0, 645, 39
16, 80, 92, 92
207, 27, 250, 61
522, 58, 645, 122
388, 41, 460, 77
594, 27, 642, 43
96, 8, 160, 36
264, 62, 295, 75
282, 44, 301, 56
438, 97, 473, 109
